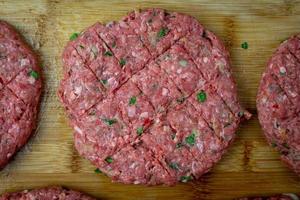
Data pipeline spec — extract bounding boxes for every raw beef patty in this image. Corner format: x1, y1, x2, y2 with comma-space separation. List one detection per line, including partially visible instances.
59, 8, 250, 185
239, 194, 299, 200
0, 187, 96, 200
257, 34, 300, 175
0, 21, 41, 169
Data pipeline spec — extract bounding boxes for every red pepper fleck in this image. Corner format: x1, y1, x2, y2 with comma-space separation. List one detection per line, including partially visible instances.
143, 118, 151, 126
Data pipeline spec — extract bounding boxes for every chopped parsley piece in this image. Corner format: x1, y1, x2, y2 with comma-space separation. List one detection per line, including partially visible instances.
101, 79, 108, 85
111, 41, 116, 48
129, 96, 137, 105
241, 42, 248, 49
197, 90, 206, 103
185, 132, 196, 146
179, 59, 188, 67
94, 168, 102, 174
104, 51, 113, 56
79, 45, 85, 49
69, 32, 79, 41
102, 118, 117, 126
28, 70, 39, 79
238, 111, 244, 118
119, 58, 126, 67
271, 142, 277, 148
176, 142, 183, 148
136, 126, 144, 136
169, 162, 179, 170
180, 175, 192, 183
157, 27, 169, 39
282, 143, 290, 149
105, 156, 113, 163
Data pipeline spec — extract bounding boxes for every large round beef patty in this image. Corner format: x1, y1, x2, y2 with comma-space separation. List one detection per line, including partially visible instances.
257, 34, 300, 175
239, 194, 299, 200
0, 187, 96, 200
59, 8, 250, 185
0, 21, 41, 169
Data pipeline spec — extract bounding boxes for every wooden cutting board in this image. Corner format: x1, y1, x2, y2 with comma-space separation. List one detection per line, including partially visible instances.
0, 0, 300, 199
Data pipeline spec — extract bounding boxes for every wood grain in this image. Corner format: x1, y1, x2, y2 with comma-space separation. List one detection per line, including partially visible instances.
0, 0, 300, 199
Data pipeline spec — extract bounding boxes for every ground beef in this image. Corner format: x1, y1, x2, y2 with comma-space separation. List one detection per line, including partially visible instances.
257, 34, 300, 175
0, 187, 96, 200
239, 193, 299, 200
0, 21, 42, 169
59, 8, 250, 185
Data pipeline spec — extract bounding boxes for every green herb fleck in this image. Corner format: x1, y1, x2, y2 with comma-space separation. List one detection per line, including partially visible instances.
94, 168, 102, 174
129, 96, 137, 106
179, 59, 188, 67
282, 143, 290, 149
101, 79, 108, 85
238, 111, 244, 118
104, 51, 113, 56
79, 45, 85, 49
271, 142, 277, 148
169, 162, 179, 170
157, 27, 169, 39
69, 32, 79, 41
119, 58, 126, 67
197, 90, 206, 103
176, 143, 183, 148
105, 156, 113, 163
102, 118, 117, 126
136, 126, 144, 136
111, 41, 116, 48
180, 175, 192, 183
185, 132, 196, 146
241, 42, 248, 49
28, 70, 39, 80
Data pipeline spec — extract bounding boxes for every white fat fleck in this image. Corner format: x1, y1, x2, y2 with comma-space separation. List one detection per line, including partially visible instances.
155, 118, 161, 123
203, 57, 208, 63
176, 68, 182, 74
261, 97, 267, 104
140, 112, 148, 118
163, 126, 169, 132
74, 86, 82, 95
196, 142, 204, 153
290, 91, 298, 98
129, 162, 137, 169
74, 126, 83, 134
162, 88, 169, 96
8, 124, 20, 134
128, 106, 136, 117
20, 58, 29, 67
198, 79, 206, 87
28, 76, 36, 85
210, 139, 221, 151
279, 66, 286, 74
134, 180, 140, 184
6, 153, 12, 158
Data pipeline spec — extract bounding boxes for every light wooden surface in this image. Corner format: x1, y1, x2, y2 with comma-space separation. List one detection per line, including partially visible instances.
0, 0, 300, 199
